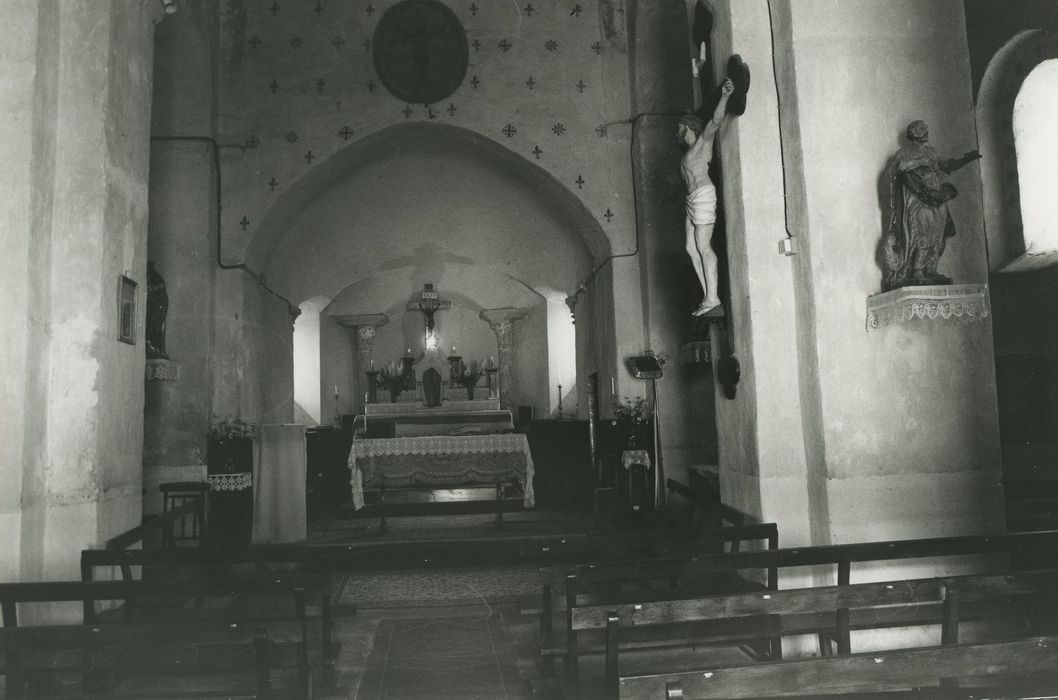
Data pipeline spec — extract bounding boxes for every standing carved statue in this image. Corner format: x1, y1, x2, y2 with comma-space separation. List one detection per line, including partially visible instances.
145, 260, 169, 360
679, 42, 750, 318
883, 120, 981, 290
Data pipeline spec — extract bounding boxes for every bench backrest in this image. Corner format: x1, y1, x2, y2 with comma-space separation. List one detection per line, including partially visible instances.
618, 635, 1058, 700
0, 575, 323, 627
574, 529, 1058, 593
573, 568, 1058, 639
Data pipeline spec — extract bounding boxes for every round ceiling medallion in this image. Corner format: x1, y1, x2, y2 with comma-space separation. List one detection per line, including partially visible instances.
372, 0, 469, 104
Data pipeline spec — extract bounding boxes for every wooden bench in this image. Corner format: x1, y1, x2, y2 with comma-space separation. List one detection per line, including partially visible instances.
0, 577, 321, 699
543, 528, 1058, 689
620, 634, 1058, 699
537, 523, 781, 683
80, 549, 341, 668
589, 568, 1058, 698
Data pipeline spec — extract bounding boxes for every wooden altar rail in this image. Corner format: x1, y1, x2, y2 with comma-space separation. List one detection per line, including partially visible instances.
584, 568, 1058, 698
0, 577, 322, 699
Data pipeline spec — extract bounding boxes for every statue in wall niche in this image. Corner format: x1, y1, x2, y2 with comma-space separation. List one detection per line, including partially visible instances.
680, 39, 750, 318
145, 260, 169, 360
882, 120, 982, 291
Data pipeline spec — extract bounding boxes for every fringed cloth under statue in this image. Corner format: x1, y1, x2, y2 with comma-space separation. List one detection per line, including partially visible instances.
347, 434, 536, 510
252, 424, 307, 544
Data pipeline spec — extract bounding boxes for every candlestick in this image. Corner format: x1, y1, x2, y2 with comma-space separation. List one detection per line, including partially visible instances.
557, 383, 564, 420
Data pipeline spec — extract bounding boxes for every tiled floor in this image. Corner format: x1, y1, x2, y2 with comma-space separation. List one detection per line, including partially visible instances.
355, 610, 530, 699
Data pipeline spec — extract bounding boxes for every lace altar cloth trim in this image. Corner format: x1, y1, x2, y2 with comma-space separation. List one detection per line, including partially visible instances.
621, 449, 652, 470
348, 434, 534, 510
867, 285, 989, 329
145, 360, 180, 381
207, 472, 252, 491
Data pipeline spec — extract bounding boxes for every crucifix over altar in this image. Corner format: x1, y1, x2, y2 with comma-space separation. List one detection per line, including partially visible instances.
407, 284, 450, 347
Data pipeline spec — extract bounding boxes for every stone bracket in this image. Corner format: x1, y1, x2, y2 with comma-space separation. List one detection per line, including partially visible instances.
866, 284, 990, 330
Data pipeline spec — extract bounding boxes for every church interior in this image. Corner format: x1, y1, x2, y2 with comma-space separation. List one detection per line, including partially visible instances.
4, 0, 1058, 697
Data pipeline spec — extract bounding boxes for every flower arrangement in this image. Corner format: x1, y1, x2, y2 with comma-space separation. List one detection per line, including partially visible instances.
611, 396, 652, 425
377, 363, 406, 401
208, 416, 257, 474
210, 415, 258, 442
455, 359, 484, 399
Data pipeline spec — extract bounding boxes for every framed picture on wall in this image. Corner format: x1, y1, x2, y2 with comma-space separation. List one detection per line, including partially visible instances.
117, 274, 137, 345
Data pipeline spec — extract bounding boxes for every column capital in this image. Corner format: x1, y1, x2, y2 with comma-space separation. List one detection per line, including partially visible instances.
479, 307, 528, 326
333, 313, 390, 329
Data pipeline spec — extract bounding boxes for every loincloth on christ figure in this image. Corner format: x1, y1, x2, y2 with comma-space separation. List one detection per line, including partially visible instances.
686, 183, 717, 226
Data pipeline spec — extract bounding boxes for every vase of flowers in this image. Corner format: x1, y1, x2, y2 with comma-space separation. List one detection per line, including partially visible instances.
611, 396, 651, 449
207, 416, 257, 474
455, 359, 483, 400
378, 363, 405, 403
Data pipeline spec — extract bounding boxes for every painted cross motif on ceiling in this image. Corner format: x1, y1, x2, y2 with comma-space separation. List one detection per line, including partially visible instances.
269, 79, 280, 94
526, 76, 536, 90
571, 4, 583, 16
248, 35, 262, 49
591, 41, 603, 55
532, 145, 543, 159
604, 208, 614, 222
240, 216, 250, 231
447, 103, 457, 117
408, 284, 450, 342
575, 175, 585, 189
577, 80, 586, 93
246, 134, 260, 149
269, 1, 280, 16
469, 3, 479, 15
332, 36, 345, 49
502, 124, 517, 137
365, 3, 376, 16
339, 126, 354, 140
498, 39, 512, 52
268, 176, 279, 191
524, 4, 534, 16
313, 2, 324, 16
470, 75, 480, 89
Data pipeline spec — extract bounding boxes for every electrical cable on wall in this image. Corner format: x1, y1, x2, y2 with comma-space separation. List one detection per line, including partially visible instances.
150, 136, 298, 311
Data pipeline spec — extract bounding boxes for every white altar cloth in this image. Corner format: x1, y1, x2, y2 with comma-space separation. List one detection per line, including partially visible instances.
348, 434, 535, 510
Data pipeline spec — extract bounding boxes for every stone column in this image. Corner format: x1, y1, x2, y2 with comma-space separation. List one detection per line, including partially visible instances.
336, 314, 388, 413
480, 308, 528, 410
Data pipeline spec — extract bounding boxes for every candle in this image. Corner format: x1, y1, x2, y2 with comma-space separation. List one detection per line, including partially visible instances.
406, 348, 411, 356
452, 346, 457, 354
334, 384, 339, 397
370, 359, 375, 369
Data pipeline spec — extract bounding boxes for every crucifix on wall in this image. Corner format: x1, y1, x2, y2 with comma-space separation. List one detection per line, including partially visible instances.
407, 283, 450, 346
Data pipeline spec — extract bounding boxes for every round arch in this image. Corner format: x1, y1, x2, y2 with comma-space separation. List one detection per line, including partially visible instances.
977, 29, 1058, 271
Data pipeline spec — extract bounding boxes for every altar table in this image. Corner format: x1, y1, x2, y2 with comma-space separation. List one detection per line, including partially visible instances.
347, 434, 535, 510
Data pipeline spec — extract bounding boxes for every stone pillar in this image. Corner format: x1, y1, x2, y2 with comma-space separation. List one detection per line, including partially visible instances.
480, 308, 528, 409
336, 314, 388, 413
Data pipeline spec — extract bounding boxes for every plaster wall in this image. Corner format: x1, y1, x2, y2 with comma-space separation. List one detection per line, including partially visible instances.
704, 1, 815, 546
1, 1, 158, 584
144, 142, 217, 470
786, 0, 1003, 544
319, 316, 355, 422
0, 0, 54, 582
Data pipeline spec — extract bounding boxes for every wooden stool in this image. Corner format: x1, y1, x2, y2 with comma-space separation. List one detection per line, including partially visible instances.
159, 481, 208, 546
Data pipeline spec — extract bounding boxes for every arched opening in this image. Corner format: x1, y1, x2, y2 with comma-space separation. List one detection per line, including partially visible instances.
244, 122, 614, 421
978, 30, 1058, 517
1013, 59, 1058, 257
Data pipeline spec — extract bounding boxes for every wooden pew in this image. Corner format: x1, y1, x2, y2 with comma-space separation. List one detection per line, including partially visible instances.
80, 549, 340, 668
538, 523, 780, 683
547, 528, 1058, 688
618, 635, 1058, 699
0, 577, 320, 699
589, 568, 1058, 698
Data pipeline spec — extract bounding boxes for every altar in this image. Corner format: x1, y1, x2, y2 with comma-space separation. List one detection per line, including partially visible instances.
347, 433, 535, 510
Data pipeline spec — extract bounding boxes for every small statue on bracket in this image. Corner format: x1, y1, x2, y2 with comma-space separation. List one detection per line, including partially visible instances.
882, 120, 981, 291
